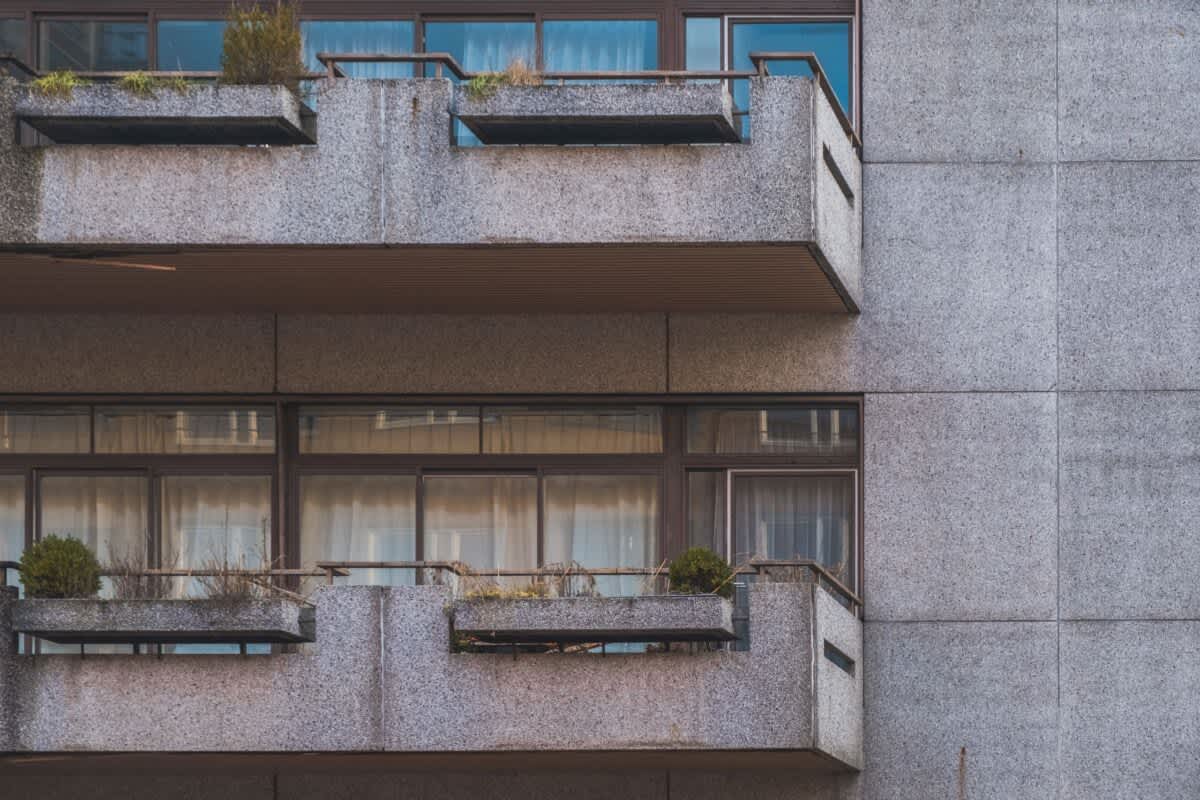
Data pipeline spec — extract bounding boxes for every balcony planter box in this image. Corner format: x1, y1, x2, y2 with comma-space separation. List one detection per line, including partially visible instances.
454, 82, 740, 145
452, 594, 736, 644
12, 597, 316, 645
16, 84, 315, 145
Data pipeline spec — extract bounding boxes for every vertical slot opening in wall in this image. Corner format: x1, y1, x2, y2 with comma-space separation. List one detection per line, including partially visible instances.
823, 144, 854, 205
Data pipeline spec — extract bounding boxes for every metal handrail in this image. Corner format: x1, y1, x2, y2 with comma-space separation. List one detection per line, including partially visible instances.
748, 52, 859, 147
0, 53, 37, 81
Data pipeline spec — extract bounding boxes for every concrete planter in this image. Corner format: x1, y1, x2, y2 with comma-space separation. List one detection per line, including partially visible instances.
454, 82, 740, 145
16, 83, 315, 145
452, 594, 736, 644
12, 597, 315, 645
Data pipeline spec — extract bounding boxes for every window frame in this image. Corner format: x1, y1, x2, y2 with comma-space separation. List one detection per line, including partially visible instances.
33, 13, 151, 72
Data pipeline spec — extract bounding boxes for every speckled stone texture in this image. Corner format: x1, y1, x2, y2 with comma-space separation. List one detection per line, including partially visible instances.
0, 76, 861, 310
1059, 392, 1200, 620
15, 84, 312, 145
1059, 161, 1200, 390
1059, 0, 1200, 161
813, 588, 863, 770
454, 83, 738, 145
1060, 621, 1200, 800
0, 77, 41, 244
0, 587, 17, 753
862, 0, 1056, 163
13, 598, 315, 644
451, 595, 735, 643
2, 584, 861, 765
863, 621, 1058, 800
864, 393, 1058, 622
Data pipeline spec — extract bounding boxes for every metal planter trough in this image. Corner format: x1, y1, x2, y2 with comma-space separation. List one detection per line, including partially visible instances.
12, 598, 315, 645
452, 594, 736, 644
454, 82, 740, 146
16, 84, 315, 145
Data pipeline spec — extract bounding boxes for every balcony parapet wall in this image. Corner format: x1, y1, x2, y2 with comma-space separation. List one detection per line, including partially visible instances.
0, 583, 862, 768
0, 75, 862, 309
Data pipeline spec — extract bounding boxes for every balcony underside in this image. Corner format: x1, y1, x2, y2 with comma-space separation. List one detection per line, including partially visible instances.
19, 115, 315, 146
0, 243, 855, 313
458, 114, 742, 145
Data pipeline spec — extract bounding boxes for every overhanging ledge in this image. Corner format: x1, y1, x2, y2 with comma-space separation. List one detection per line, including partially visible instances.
0, 243, 859, 313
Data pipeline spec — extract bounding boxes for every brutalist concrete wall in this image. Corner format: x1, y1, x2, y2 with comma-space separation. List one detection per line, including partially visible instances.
2, 583, 859, 763
0, 77, 41, 245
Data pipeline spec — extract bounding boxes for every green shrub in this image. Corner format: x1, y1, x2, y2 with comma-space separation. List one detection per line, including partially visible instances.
668, 547, 734, 599
221, 1, 305, 92
117, 71, 158, 98
30, 70, 91, 100
463, 59, 544, 101
19, 535, 102, 599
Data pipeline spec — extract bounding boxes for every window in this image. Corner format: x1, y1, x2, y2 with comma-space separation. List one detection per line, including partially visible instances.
300, 406, 478, 454
483, 406, 662, 454
95, 406, 275, 454
729, 21, 853, 115
542, 19, 657, 74
156, 20, 223, 71
423, 475, 538, 582
0, 407, 90, 453
302, 20, 415, 78
1, 18, 26, 62
38, 18, 148, 71
0, 474, 23, 593
687, 406, 858, 457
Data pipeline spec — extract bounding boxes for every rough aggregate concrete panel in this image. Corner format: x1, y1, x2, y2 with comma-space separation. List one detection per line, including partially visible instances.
1059, 392, 1200, 620
862, 0, 1057, 163
1059, 162, 1200, 390
0, 78, 41, 244
1059, 0, 1200, 161
813, 587, 864, 769
668, 164, 1056, 393
1060, 621, 1200, 800
0, 313, 275, 393
863, 621, 1058, 800
276, 313, 666, 394
864, 393, 1058, 621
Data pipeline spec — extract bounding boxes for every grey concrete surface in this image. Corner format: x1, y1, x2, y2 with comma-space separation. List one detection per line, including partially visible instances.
276, 313, 667, 394
863, 621, 1058, 800
862, 0, 1057, 163
452, 594, 735, 643
813, 586, 864, 769
0, 313, 275, 393
1059, 161, 1200, 390
0, 78, 41, 245
13, 598, 315, 644
864, 392, 1057, 621
1059, 0, 1200, 161
668, 164, 1056, 393
1059, 392, 1200, 620
1060, 621, 1200, 800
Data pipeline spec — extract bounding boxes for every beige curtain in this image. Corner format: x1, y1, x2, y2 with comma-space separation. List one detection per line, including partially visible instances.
0, 408, 89, 453
94, 407, 274, 454
299, 407, 478, 454
423, 476, 536, 583
483, 407, 662, 454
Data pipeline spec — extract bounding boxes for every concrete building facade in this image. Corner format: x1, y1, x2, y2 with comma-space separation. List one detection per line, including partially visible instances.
0, 1, 1196, 798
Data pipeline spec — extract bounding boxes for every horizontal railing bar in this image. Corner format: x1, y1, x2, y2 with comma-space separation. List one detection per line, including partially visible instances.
748, 51, 859, 148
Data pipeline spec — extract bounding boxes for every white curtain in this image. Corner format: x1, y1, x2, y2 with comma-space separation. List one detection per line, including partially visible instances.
483, 407, 662, 454
0, 408, 89, 453
94, 407, 274, 455
544, 474, 659, 596
39, 475, 148, 594
299, 474, 416, 594
423, 476, 536, 585
733, 475, 852, 583
542, 20, 658, 73
299, 407, 478, 454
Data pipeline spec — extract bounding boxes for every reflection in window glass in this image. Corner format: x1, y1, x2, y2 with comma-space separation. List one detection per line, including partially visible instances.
423, 476, 536, 584
543, 19, 657, 74
161, 474, 271, 599
483, 406, 662, 454
38, 19, 148, 71
95, 406, 275, 454
1, 18, 26, 62
300, 475, 416, 594
302, 20, 414, 77
424, 20, 536, 146
299, 407, 479, 454
684, 17, 721, 71
0, 407, 90, 453
687, 407, 858, 457
0, 475, 24, 594
730, 20, 853, 133
686, 470, 726, 557
733, 473, 853, 584
157, 20, 223, 71
544, 474, 659, 597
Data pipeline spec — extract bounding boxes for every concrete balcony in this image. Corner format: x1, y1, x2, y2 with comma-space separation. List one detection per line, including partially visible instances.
0, 581, 863, 769
0, 69, 862, 313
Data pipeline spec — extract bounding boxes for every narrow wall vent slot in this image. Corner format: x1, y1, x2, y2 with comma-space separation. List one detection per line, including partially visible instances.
824, 640, 855, 675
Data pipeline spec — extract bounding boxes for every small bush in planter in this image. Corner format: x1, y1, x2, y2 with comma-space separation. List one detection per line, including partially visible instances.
19, 535, 102, 599
668, 547, 734, 599
221, 1, 305, 92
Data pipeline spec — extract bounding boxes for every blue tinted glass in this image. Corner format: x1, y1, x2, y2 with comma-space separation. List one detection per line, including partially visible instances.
302, 20, 414, 78
39, 20, 148, 71
730, 21, 852, 117
543, 20, 657, 71
424, 21, 536, 146
157, 20, 223, 71
1, 18, 26, 62
685, 17, 721, 71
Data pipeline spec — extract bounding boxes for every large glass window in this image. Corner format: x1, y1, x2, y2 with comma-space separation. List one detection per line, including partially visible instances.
156, 20, 223, 71
38, 19, 148, 71
730, 20, 853, 118
483, 406, 662, 454
302, 20, 414, 78
300, 407, 478, 454
95, 406, 275, 454
684, 17, 721, 72
423, 475, 537, 581
1, 18, 26, 62
688, 406, 858, 457
0, 407, 90, 453
542, 19, 657, 73
0, 475, 23, 592
299, 474, 416, 593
